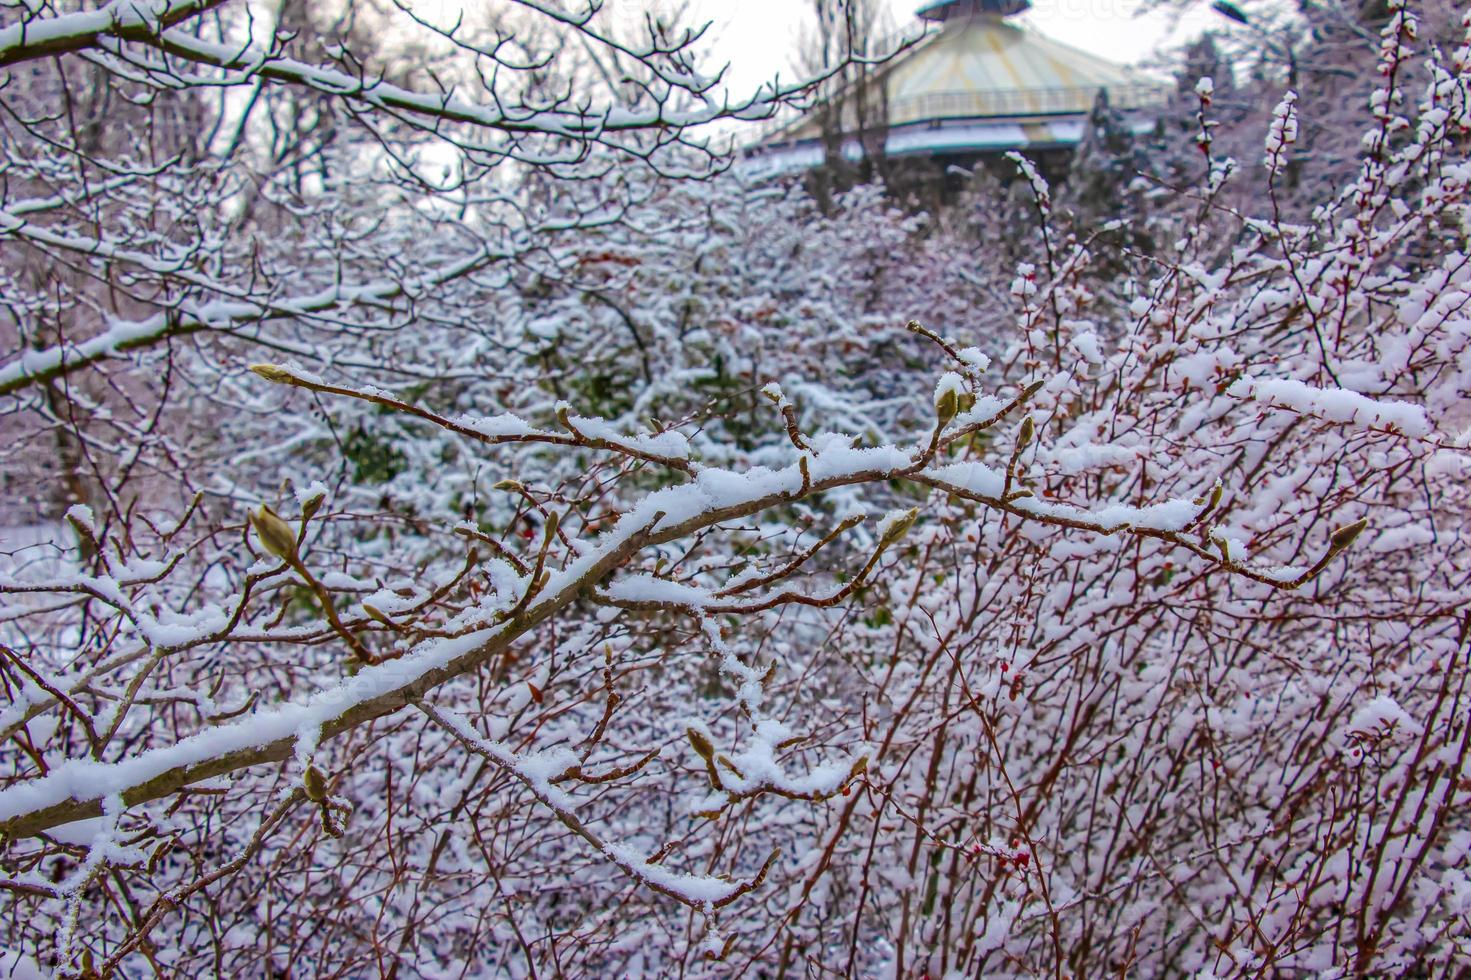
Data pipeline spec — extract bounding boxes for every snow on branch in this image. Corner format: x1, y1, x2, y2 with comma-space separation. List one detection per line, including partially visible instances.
0, 361, 1376, 840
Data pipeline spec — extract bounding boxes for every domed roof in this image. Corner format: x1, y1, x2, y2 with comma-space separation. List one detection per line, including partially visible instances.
882, 16, 1159, 126
750, 1, 1168, 170
778, 15, 1163, 141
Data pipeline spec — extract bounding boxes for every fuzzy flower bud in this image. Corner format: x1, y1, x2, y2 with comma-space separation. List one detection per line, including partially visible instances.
362, 604, 393, 626
1329, 517, 1369, 554
249, 364, 296, 385
299, 489, 327, 524
1017, 415, 1035, 449
934, 372, 966, 427
936, 388, 958, 425
686, 727, 715, 761
303, 764, 329, 803
878, 507, 919, 548
250, 504, 297, 561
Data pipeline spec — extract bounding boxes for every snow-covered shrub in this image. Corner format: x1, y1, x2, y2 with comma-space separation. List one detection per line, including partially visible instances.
1, 1, 1468, 976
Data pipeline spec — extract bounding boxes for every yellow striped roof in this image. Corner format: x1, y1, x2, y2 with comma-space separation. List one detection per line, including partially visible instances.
774, 15, 1166, 142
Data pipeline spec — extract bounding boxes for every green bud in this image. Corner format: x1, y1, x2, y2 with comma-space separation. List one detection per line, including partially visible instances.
249, 364, 296, 385
250, 504, 297, 561
362, 604, 393, 626
1212, 533, 1231, 561
300, 490, 326, 524
303, 764, 329, 803
879, 508, 919, 548
1017, 415, 1035, 448
935, 387, 959, 425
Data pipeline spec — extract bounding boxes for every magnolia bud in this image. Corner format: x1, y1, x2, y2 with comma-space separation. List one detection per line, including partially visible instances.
300, 490, 326, 524
250, 504, 297, 561
1329, 517, 1368, 554
362, 604, 393, 626
303, 764, 329, 803
686, 727, 715, 761
879, 508, 919, 548
935, 388, 959, 426
249, 364, 296, 384
493, 479, 524, 492
1017, 415, 1035, 449
958, 392, 976, 414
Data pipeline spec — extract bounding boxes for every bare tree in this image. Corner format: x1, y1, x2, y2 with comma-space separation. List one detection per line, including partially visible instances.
796, 0, 896, 209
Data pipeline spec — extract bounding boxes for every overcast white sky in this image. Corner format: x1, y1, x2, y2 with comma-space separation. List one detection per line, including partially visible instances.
682, 0, 1219, 98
